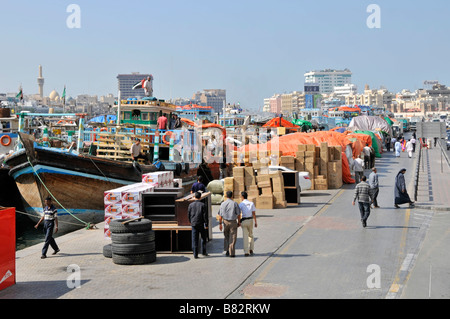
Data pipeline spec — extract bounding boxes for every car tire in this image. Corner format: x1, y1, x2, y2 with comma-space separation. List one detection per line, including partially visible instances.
109, 218, 152, 234
112, 242, 156, 255
103, 244, 112, 258
112, 251, 157, 265
111, 230, 155, 244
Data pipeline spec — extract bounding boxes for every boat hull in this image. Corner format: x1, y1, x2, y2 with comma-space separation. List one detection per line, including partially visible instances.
11, 163, 134, 233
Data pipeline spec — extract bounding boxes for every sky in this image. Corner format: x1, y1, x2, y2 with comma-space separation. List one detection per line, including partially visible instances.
1, 0, 450, 111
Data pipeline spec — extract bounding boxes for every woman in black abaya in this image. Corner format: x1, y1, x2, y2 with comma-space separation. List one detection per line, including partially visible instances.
394, 168, 415, 208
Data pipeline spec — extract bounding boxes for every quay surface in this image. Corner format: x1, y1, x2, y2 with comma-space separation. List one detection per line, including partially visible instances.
1, 144, 449, 299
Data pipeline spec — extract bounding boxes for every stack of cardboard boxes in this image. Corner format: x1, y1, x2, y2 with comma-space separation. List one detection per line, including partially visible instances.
103, 183, 155, 238
294, 142, 343, 190
224, 163, 288, 209
104, 171, 177, 238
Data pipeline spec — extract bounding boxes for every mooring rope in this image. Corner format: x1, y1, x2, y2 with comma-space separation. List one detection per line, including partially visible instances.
26, 157, 93, 230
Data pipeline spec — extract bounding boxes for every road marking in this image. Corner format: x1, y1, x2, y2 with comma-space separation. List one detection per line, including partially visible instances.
253, 189, 345, 284
386, 208, 411, 299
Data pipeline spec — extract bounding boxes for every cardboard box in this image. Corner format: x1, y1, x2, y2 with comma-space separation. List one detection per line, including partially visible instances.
233, 166, 245, 177
273, 191, 286, 202
295, 161, 305, 172
274, 201, 288, 209
245, 176, 256, 186
260, 186, 272, 196
122, 184, 154, 204
305, 156, 315, 163
244, 166, 255, 177
315, 184, 328, 190
104, 184, 138, 205
305, 151, 315, 158
280, 156, 295, 163
295, 151, 305, 160
297, 144, 307, 152
256, 195, 274, 209
306, 144, 315, 151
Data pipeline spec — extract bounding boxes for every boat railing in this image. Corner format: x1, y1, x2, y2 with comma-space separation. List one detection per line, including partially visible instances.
81, 127, 199, 163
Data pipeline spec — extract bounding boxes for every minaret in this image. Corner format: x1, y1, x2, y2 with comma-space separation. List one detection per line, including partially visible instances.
37, 65, 44, 98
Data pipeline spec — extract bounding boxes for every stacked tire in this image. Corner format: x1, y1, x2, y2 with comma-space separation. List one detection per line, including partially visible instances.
103, 218, 156, 265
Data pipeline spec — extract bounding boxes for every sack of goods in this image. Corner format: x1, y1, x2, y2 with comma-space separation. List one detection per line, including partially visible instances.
207, 180, 224, 205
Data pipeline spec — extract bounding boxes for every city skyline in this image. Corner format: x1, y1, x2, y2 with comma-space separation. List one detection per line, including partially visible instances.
1, 0, 450, 110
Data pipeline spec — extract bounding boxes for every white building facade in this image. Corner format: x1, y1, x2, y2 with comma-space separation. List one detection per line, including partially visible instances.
304, 69, 352, 94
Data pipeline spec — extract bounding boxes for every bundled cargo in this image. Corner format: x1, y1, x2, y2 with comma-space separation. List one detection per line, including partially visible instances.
142, 171, 174, 188
104, 183, 155, 239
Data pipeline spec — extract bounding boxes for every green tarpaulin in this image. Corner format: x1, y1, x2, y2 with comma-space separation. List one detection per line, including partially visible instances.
384, 117, 394, 126
291, 119, 313, 130
354, 130, 382, 158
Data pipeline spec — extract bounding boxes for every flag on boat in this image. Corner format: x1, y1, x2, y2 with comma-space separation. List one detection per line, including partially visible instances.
132, 79, 145, 90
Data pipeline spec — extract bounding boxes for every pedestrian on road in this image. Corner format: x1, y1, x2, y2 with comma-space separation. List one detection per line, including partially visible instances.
34, 196, 60, 259
239, 191, 257, 256
394, 140, 402, 157
411, 137, 416, 153
369, 146, 376, 168
394, 168, 415, 208
406, 139, 413, 158
391, 137, 397, 152
352, 175, 372, 228
218, 191, 241, 257
188, 192, 208, 259
353, 155, 365, 184
363, 144, 371, 169
385, 137, 391, 152
369, 168, 380, 208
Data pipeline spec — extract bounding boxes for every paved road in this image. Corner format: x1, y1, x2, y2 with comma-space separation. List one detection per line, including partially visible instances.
228, 150, 434, 299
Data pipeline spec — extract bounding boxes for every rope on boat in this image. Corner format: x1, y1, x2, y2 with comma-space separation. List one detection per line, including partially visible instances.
0, 205, 88, 227
26, 157, 95, 230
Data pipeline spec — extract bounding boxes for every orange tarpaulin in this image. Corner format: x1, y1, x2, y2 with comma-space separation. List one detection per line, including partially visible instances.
338, 106, 361, 113
262, 117, 300, 128
240, 131, 370, 184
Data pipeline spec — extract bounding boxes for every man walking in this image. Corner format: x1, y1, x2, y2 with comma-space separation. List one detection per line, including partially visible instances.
34, 196, 60, 259
218, 191, 241, 257
368, 167, 380, 208
352, 176, 372, 228
406, 139, 413, 158
353, 155, 365, 184
188, 192, 208, 258
363, 144, 371, 169
239, 191, 257, 256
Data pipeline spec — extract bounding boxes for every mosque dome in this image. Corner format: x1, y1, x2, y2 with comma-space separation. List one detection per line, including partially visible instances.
49, 90, 60, 101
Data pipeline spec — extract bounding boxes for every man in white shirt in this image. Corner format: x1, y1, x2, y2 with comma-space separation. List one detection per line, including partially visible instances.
353, 155, 365, 184
239, 191, 257, 256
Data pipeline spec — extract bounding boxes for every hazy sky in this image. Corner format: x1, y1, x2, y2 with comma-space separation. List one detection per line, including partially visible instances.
1, 0, 449, 110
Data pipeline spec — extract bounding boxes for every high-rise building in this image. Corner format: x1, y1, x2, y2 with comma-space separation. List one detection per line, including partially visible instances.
117, 72, 152, 100
192, 89, 226, 114
304, 69, 352, 94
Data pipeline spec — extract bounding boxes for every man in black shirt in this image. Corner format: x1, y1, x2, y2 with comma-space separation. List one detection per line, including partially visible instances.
188, 192, 208, 258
